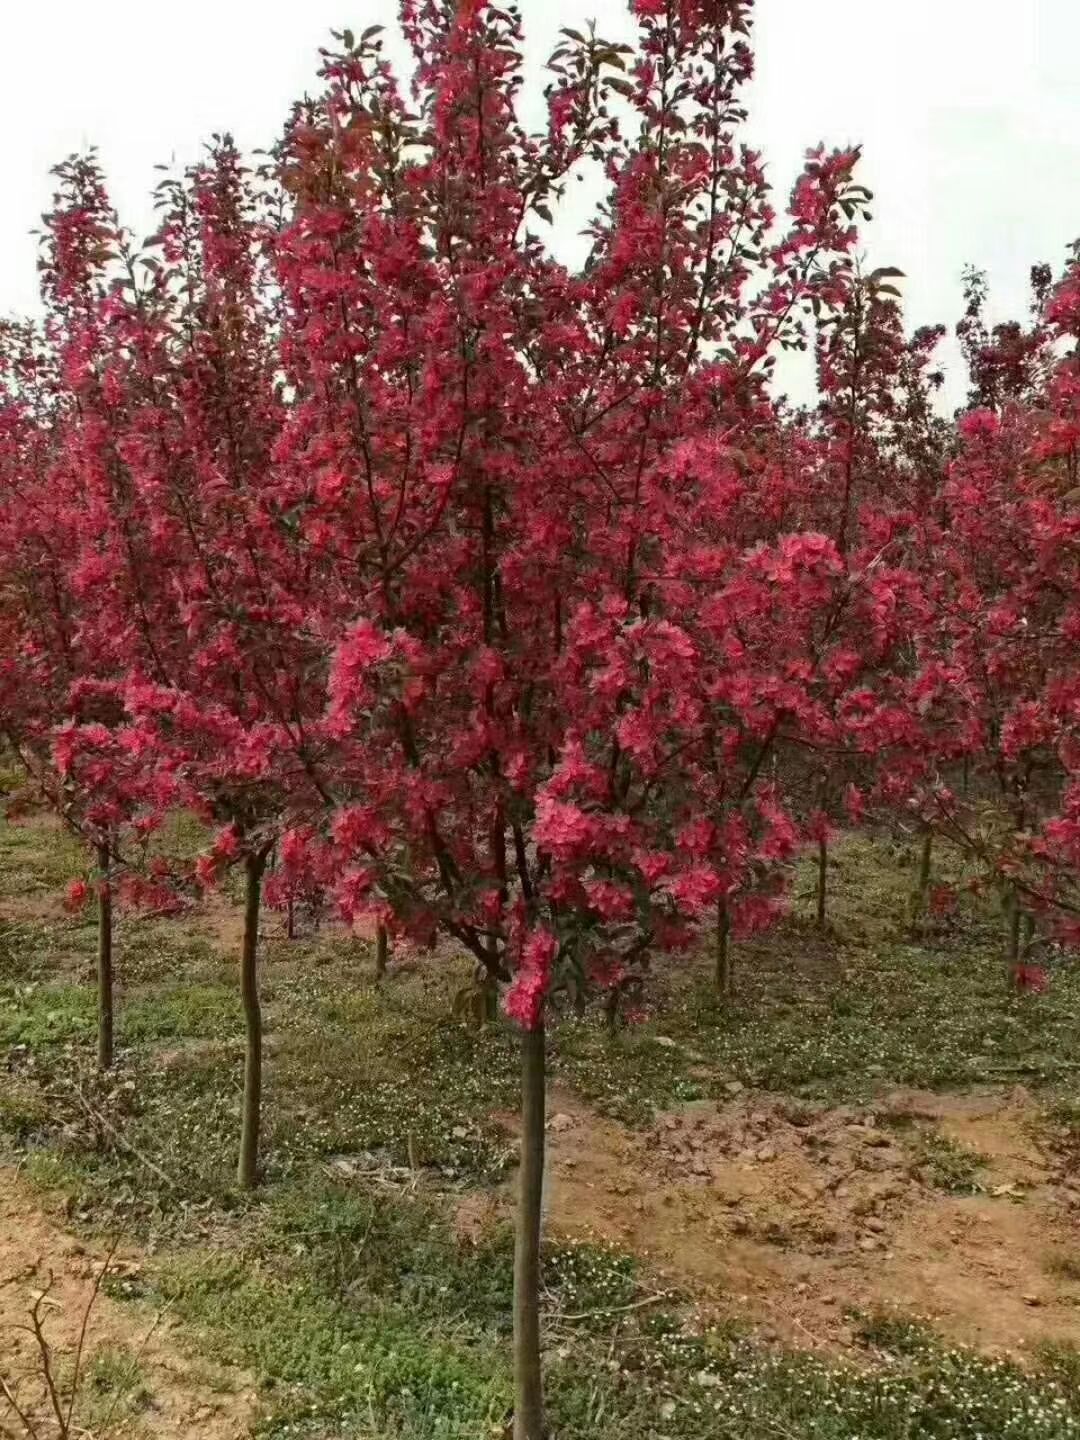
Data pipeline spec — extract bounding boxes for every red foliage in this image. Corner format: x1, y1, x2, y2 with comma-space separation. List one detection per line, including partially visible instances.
3, 0, 1080, 1027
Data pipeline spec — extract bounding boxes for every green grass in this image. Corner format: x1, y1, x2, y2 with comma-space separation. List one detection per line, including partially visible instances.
544, 926, 1080, 1120
156, 1249, 510, 1438
0, 914, 98, 983
1, 949, 523, 1233
140, 1185, 1080, 1439
0, 979, 97, 1047
848, 1306, 943, 1357
0, 814, 87, 898
0, 1077, 52, 1145
0, 977, 239, 1051
115, 923, 224, 988
76, 1343, 155, 1433
4, 818, 1080, 1437
548, 832, 1080, 1120
7, 826, 1080, 1120
1046, 1252, 1080, 1283
908, 1130, 987, 1193
122, 982, 241, 1044
1042, 1099, 1080, 1174
1038, 1343, 1080, 1407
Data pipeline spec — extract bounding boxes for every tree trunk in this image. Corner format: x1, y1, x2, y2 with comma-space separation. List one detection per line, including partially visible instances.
1023, 910, 1036, 954
479, 968, 498, 1024
96, 842, 114, 1072
1006, 887, 1022, 990
816, 837, 828, 929
603, 984, 620, 1033
513, 1023, 546, 1440
716, 896, 733, 999
375, 922, 389, 980
911, 828, 933, 928
238, 847, 268, 1190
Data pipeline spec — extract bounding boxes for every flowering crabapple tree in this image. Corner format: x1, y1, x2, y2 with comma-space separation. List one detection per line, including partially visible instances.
0, 321, 130, 1061
39, 142, 332, 1185
0, 184, 182, 1071
264, 1, 873, 1431
956, 262, 1054, 418
903, 388, 1080, 982
935, 251, 1080, 980
1027, 250, 1080, 952
621, 429, 856, 996
726, 261, 948, 935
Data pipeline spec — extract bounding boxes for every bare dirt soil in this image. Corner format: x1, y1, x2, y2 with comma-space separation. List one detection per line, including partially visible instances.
479, 1083, 1080, 1360
0, 1171, 252, 1438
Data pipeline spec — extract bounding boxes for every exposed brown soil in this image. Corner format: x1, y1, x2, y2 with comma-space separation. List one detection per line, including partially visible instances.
1, 893, 69, 926
481, 1083, 1080, 1360
0, 1171, 253, 1438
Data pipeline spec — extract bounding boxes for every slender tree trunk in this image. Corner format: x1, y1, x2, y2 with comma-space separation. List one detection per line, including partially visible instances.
816, 837, 828, 929
514, 1024, 546, 1440
1023, 910, 1036, 954
285, 895, 295, 941
238, 847, 268, 1190
911, 828, 933, 928
602, 982, 621, 1033
96, 842, 114, 1072
479, 968, 498, 1024
375, 922, 389, 980
1006, 887, 1022, 991
716, 896, 733, 999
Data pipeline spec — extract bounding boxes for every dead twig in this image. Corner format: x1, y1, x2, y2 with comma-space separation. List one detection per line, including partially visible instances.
65, 1237, 121, 1435
0, 1233, 152, 1440
0, 1372, 42, 1440
557, 1291, 669, 1324
62, 1085, 177, 1193
27, 1282, 68, 1438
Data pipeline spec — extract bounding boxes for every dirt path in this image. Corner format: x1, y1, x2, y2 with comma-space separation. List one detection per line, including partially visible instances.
476, 1084, 1080, 1359
0, 1170, 252, 1438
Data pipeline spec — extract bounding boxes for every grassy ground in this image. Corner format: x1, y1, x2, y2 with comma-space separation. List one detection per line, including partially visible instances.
3, 815, 1080, 1437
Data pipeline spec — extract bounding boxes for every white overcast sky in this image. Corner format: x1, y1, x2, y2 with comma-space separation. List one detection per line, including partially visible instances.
3, 1, 1079, 406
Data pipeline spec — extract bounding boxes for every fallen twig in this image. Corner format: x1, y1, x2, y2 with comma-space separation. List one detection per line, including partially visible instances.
557, 1292, 668, 1324
62, 1085, 177, 1193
